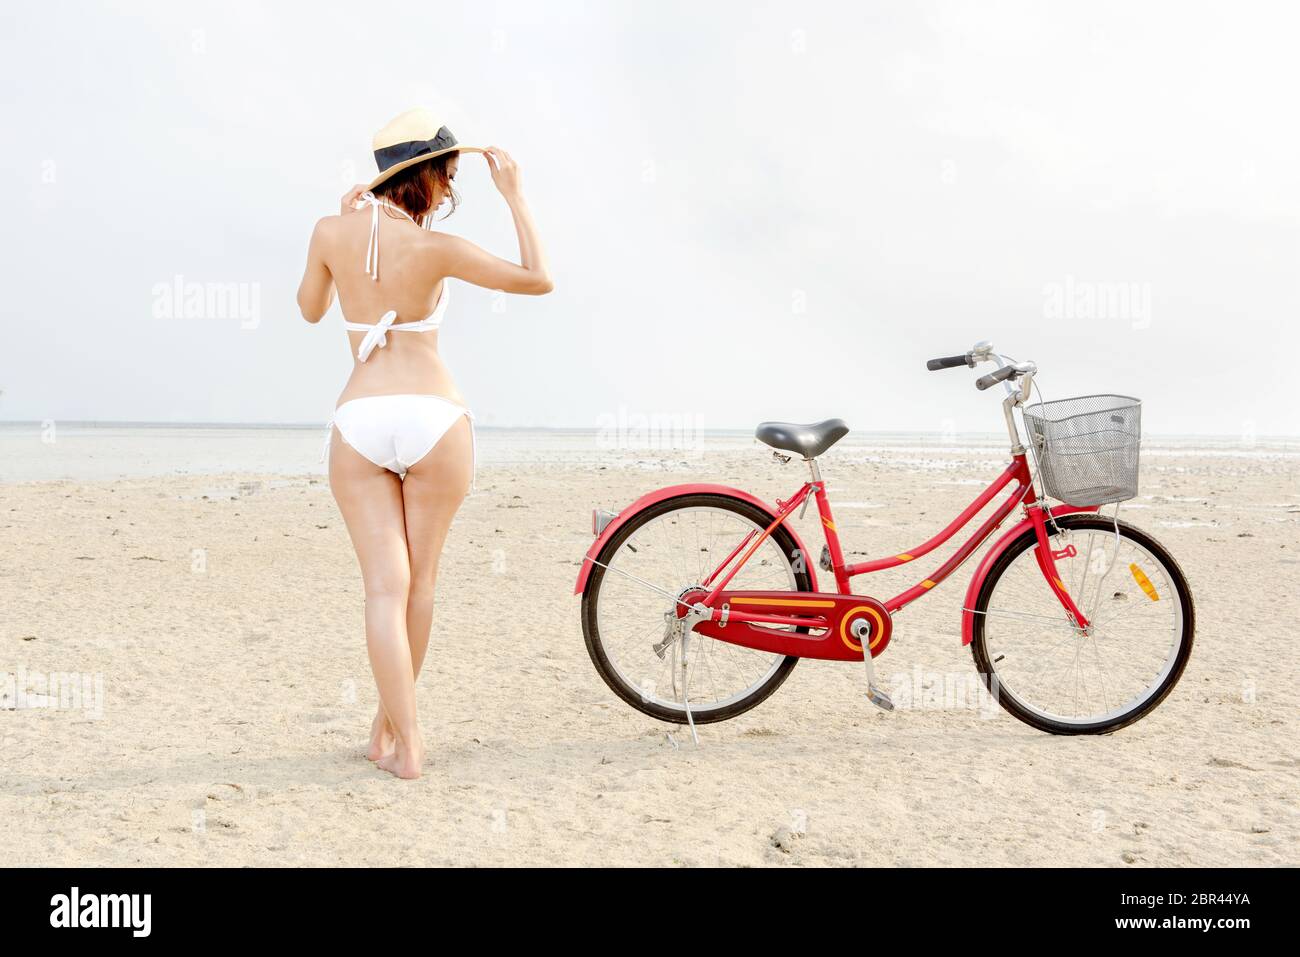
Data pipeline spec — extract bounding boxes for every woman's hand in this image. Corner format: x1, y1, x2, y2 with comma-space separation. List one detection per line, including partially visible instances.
483, 147, 522, 200
340, 183, 367, 216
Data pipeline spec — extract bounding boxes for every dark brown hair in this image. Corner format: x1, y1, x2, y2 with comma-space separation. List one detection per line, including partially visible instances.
374, 152, 460, 221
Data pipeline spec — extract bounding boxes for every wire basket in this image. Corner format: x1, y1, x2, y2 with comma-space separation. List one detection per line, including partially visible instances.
1022, 395, 1141, 506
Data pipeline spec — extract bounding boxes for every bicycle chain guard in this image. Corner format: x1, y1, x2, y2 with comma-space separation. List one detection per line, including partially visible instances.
691, 591, 893, 661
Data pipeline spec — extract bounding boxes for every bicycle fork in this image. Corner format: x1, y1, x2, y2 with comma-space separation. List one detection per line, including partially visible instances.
1028, 506, 1091, 630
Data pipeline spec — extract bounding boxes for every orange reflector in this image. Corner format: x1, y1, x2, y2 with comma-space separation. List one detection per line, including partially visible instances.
1129, 563, 1159, 601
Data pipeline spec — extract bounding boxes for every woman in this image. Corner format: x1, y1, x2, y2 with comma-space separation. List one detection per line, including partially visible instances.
297, 108, 552, 779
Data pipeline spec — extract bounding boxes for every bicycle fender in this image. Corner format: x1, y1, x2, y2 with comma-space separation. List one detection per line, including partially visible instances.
960, 504, 1099, 645
574, 483, 820, 596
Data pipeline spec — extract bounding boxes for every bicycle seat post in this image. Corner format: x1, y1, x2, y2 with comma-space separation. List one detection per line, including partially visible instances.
798, 457, 823, 520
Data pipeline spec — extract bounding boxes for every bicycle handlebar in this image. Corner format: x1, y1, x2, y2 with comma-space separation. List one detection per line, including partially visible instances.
927, 341, 1035, 397
926, 354, 973, 371
976, 365, 1017, 391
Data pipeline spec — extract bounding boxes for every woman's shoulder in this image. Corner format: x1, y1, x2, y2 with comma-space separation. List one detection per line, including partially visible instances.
415, 228, 476, 258
309, 209, 376, 254
308, 212, 347, 244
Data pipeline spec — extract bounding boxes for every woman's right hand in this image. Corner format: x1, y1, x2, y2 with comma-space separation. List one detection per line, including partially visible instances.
340, 183, 367, 216
484, 147, 522, 200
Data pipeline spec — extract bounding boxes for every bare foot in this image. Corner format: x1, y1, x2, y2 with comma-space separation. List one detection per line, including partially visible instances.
376, 735, 423, 780
366, 709, 395, 761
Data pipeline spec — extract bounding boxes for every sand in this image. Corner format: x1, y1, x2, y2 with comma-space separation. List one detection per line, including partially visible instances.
1, 443, 1296, 866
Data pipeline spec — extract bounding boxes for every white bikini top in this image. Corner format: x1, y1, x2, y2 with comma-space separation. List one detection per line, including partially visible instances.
342, 191, 448, 363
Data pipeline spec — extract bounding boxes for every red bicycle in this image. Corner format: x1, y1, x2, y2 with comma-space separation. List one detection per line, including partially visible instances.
576, 342, 1194, 737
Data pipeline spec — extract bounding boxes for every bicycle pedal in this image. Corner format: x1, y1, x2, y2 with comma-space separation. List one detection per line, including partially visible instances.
866, 686, 895, 712
855, 623, 893, 712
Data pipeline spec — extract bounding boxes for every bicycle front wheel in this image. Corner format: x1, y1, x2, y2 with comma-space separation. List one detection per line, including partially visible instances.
970, 514, 1193, 734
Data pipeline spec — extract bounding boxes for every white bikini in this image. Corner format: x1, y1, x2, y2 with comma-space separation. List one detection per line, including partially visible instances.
325, 192, 475, 481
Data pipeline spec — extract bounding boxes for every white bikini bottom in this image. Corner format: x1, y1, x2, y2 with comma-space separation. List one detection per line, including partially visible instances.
327, 394, 475, 481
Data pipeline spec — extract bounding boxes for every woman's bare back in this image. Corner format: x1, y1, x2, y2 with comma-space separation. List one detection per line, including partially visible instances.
317, 207, 464, 408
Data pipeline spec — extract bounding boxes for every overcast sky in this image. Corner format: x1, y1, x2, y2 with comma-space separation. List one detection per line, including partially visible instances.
2, 0, 1297, 435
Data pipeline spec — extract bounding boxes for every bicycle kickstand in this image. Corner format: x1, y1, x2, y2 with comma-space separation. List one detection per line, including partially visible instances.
852, 619, 894, 712
680, 631, 700, 746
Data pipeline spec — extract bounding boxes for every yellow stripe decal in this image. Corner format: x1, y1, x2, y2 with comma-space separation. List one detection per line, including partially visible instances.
1054, 577, 1067, 592
896, 553, 914, 562
1129, 563, 1160, 601
840, 605, 887, 653
730, 597, 837, 608
821, 517, 836, 532
921, 579, 937, 589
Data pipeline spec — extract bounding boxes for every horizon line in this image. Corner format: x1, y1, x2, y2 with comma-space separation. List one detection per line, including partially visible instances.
0, 419, 1296, 441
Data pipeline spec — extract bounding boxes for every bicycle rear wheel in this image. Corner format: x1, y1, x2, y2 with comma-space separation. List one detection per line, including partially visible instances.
970, 514, 1193, 734
580, 494, 812, 724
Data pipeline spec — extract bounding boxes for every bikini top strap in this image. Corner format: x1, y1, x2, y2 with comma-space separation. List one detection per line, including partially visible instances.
354, 191, 423, 282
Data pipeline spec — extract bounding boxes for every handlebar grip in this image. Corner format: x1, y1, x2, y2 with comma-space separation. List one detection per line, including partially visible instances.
976, 366, 1016, 391
926, 354, 972, 371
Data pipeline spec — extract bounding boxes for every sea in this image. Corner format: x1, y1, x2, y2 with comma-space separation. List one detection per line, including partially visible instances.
1, 421, 1297, 484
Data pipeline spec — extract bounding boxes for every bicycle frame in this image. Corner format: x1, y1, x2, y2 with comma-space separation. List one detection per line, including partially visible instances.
694, 450, 1095, 639
576, 346, 1105, 662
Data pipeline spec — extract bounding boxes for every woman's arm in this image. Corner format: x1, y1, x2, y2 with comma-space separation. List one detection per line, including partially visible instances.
298, 187, 362, 322
296, 218, 336, 323
441, 147, 553, 296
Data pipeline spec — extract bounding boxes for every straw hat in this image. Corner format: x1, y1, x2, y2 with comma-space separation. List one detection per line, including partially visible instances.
364, 108, 482, 191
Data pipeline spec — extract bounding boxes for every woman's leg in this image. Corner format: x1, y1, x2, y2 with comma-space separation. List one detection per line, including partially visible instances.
365, 417, 473, 762
400, 416, 474, 678
328, 430, 424, 779
358, 418, 475, 769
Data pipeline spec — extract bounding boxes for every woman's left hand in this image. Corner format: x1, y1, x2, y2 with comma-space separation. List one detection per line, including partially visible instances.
484, 147, 522, 200
340, 183, 368, 216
